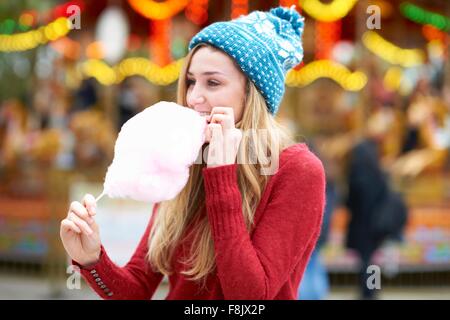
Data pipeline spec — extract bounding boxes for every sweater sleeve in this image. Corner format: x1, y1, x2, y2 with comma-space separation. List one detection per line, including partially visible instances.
202, 151, 326, 300
71, 205, 164, 300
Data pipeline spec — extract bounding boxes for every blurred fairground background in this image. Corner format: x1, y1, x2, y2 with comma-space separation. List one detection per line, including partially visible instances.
0, 0, 449, 299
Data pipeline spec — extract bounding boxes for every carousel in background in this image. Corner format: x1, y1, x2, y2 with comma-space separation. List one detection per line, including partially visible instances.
0, 0, 449, 296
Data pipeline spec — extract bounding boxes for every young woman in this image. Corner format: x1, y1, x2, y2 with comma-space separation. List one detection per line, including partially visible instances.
60, 6, 325, 300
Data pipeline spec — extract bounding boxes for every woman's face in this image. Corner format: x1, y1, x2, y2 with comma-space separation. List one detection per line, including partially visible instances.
186, 46, 247, 123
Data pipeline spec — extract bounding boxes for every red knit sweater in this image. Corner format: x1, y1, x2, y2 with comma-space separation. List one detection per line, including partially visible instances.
73, 143, 325, 300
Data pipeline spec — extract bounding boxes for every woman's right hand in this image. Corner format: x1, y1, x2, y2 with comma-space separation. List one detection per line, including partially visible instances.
60, 194, 101, 267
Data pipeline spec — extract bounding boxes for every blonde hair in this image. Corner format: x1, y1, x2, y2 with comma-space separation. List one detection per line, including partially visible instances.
147, 44, 295, 283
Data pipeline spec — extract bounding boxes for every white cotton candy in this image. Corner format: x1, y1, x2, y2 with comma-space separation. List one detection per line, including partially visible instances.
100, 101, 206, 203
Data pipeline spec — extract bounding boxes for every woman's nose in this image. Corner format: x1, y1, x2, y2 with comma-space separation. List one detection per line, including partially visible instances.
187, 86, 206, 107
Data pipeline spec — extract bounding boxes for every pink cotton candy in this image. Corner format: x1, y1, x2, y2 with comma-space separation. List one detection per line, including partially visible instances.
99, 101, 207, 203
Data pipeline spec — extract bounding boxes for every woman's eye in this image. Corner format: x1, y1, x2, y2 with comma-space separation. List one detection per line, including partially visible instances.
187, 79, 195, 86
208, 80, 220, 87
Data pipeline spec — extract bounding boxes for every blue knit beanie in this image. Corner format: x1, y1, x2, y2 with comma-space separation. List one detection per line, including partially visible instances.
188, 6, 305, 115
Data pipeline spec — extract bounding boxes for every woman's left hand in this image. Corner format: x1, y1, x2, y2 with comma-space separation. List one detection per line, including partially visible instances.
205, 107, 242, 168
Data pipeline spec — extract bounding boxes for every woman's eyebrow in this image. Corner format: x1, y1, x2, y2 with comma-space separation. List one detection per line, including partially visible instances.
187, 71, 225, 76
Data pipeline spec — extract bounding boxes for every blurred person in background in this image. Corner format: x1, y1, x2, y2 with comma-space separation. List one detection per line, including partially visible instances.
0, 99, 29, 169
71, 78, 98, 114
345, 108, 408, 300
69, 110, 115, 168
298, 136, 339, 300
117, 78, 139, 130
391, 76, 449, 178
